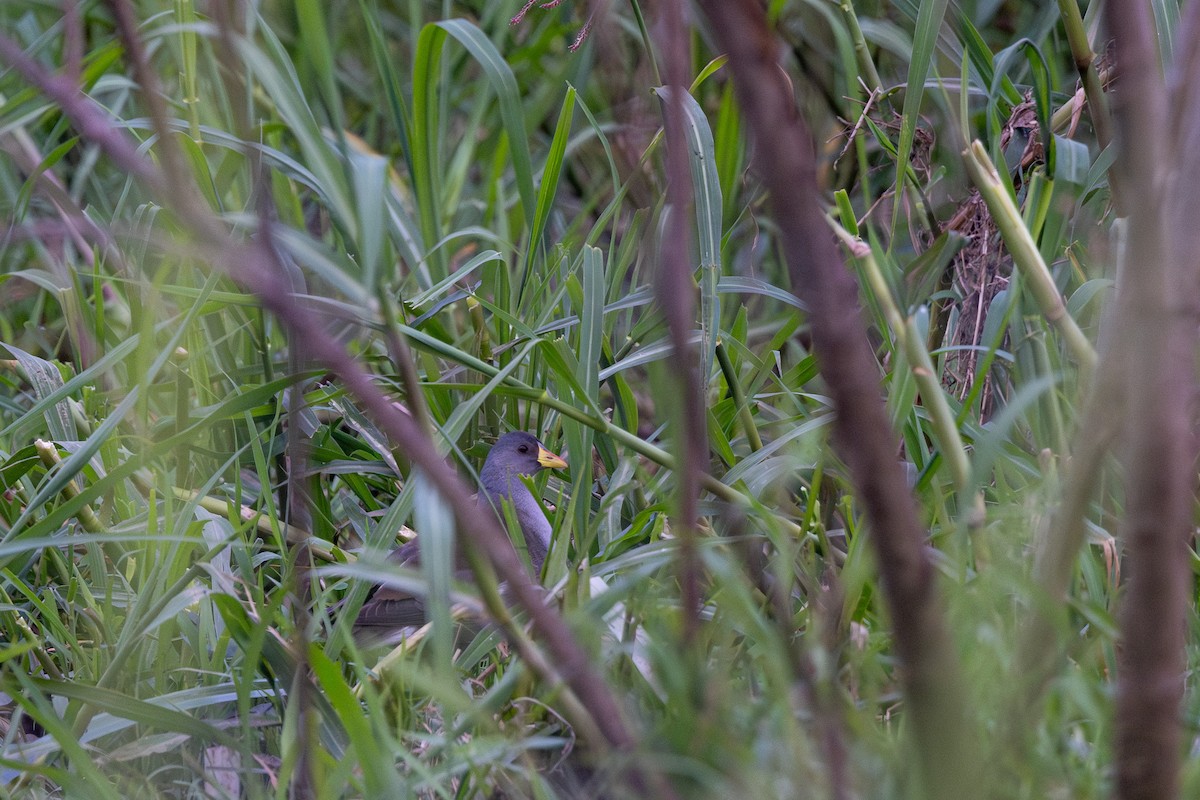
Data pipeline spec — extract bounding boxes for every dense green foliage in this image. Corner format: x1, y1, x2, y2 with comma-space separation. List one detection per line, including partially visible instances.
0, 1, 1193, 798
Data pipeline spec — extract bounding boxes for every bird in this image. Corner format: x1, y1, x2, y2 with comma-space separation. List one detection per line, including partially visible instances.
352, 431, 568, 632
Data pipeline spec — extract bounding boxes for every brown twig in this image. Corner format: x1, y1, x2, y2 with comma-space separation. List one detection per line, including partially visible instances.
693, 2, 979, 797
1104, 4, 1199, 800
653, 1, 707, 643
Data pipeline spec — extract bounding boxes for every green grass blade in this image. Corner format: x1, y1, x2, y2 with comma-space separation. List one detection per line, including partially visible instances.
891, 0, 952, 240
523, 85, 576, 301
653, 85, 723, 383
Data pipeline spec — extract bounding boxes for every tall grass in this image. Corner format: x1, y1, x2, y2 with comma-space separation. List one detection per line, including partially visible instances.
0, 1, 1195, 798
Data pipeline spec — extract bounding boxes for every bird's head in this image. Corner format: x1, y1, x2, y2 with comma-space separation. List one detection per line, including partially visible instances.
480, 431, 567, 494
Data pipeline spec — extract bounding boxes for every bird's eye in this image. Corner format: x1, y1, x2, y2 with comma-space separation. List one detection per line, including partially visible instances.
518, 445, 529, 453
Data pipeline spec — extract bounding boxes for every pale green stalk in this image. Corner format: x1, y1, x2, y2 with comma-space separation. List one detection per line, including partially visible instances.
962, 141, 1098, 371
